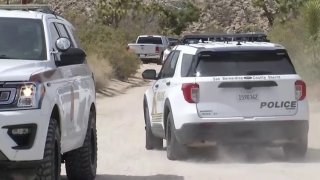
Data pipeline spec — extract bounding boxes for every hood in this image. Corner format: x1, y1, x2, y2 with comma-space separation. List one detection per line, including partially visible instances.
0, 60, 48, 82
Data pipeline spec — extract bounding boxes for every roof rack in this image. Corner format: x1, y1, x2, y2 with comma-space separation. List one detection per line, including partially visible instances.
0, 4, 55, 14
180, 33, 270, 44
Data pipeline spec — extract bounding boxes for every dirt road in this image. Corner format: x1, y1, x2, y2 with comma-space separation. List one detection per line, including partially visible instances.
63, 64, 320, 180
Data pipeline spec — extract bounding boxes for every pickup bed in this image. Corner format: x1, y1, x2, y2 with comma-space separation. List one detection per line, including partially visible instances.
128, 35, 169, 65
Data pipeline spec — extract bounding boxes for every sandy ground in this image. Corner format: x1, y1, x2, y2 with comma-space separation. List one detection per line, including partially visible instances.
61, 64, 320, 180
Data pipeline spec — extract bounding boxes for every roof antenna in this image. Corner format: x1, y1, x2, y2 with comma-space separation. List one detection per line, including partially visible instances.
237, 40, 242, 45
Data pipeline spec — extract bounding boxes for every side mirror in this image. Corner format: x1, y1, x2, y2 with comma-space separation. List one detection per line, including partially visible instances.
142, 69, 157, 80
56, 37, 71, 52
56, 48, 86, 67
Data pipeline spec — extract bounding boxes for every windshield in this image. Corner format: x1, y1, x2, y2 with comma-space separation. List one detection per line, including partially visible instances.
194, 50, 296, 77
0, 18, 46, 60
137, 37, 162, 44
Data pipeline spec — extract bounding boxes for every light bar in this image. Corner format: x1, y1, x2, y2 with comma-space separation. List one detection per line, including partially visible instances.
0, 4, 54, 14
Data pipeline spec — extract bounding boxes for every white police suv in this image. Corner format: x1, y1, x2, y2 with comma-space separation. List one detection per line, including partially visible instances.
0, 5, 97, 180
142, 41, 309, 160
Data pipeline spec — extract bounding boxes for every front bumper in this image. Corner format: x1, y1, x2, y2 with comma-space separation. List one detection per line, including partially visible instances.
0, 109, 49, 161
175, 120, 309, 146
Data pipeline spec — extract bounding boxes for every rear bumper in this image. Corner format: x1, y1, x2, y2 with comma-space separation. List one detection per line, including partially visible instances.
175, 120, 308, 146
139, 54, 161, 60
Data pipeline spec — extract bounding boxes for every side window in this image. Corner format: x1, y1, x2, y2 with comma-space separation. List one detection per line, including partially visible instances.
49, 23, 60, 49
55, 23, 74, 47
161, 51, 180, 78
159, 52, 174, 79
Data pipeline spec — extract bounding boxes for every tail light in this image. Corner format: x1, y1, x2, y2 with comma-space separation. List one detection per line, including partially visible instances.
182, 83, 199, 103
155, 46, 160, 54
295, 80, 306, 101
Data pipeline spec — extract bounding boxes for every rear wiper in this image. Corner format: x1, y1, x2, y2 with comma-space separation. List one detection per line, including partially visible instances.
246, 71, 272, 75
0, 55, 13, 59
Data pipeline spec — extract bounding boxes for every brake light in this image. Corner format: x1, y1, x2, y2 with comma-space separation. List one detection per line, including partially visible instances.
182, 83, 199, 103
155, 46, 160, 54
295, 80, 306, 101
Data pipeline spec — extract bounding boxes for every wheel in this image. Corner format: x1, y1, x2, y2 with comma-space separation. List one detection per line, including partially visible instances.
166, 112, 188, 160
283, 138, 308, 160
65, 111, 97, 180
144, 105, 163, 150
35, 118, 61, 180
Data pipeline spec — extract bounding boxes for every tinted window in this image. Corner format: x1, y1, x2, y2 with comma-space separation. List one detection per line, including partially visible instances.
137, 37, 162, 44
195, 50, 296, 77
0, 18, 46, 60
181, 54, 194, 77
159, 52, 174, 79
56, 23, 74, 47
56, 23, 69, 38
162, 51, 180, 78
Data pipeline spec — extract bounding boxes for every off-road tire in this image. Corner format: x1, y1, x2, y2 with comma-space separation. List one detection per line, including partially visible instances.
166, 112, 188, 160
145, 105, 163, 150
283, 138, 308, 160
35, 118, 61, 180
65, 112, 97, 180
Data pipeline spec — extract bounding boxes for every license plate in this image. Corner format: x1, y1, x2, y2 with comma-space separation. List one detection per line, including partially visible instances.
238, 94, 259, 101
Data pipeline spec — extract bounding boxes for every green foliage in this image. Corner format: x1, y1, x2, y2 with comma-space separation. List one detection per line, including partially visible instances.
304, 0, 320, 41
97, 0, 200, 35
66, 13, 140, 83
269, 13, 320, 83
158, 1, 200, 35
252, 0, 305, 25
97, 0, 143, 28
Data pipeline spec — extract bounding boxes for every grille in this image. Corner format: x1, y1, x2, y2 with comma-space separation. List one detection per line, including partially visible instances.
0, 88, 16, 105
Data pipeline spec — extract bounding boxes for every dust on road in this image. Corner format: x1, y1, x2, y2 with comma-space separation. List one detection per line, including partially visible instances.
63, 64, 320, 180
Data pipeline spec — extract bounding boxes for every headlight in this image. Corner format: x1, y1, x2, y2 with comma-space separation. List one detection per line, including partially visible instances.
0, 82, 45, 110
17, 84, 37, 108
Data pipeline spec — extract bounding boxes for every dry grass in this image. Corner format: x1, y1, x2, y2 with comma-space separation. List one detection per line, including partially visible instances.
87, 55, 112, 91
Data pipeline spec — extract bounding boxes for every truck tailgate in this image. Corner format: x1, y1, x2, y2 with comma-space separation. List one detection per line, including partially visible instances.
128, 44, 157, 55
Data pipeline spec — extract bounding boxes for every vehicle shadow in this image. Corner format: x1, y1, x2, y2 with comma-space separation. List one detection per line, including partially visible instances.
185, 147, 320, 164
61, 174, 184, 180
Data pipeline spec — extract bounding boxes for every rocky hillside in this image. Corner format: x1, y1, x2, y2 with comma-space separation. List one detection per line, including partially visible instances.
2, 0, 96, 18
3, 0, 270, 33
186, 0, 270, 33
46, 0, 95, 18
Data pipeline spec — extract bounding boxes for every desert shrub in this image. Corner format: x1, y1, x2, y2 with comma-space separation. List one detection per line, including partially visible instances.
65, 12, 140, 89
269, 13, 320, 84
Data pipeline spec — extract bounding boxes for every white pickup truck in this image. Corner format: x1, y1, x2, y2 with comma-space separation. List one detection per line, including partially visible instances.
127, 35, 170, 65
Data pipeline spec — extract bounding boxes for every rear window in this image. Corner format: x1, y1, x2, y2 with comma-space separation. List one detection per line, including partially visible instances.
137, 37, 162, 44
192, 50, 296, 77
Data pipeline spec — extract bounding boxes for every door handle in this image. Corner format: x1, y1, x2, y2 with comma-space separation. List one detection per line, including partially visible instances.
166, 81, 171, 86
